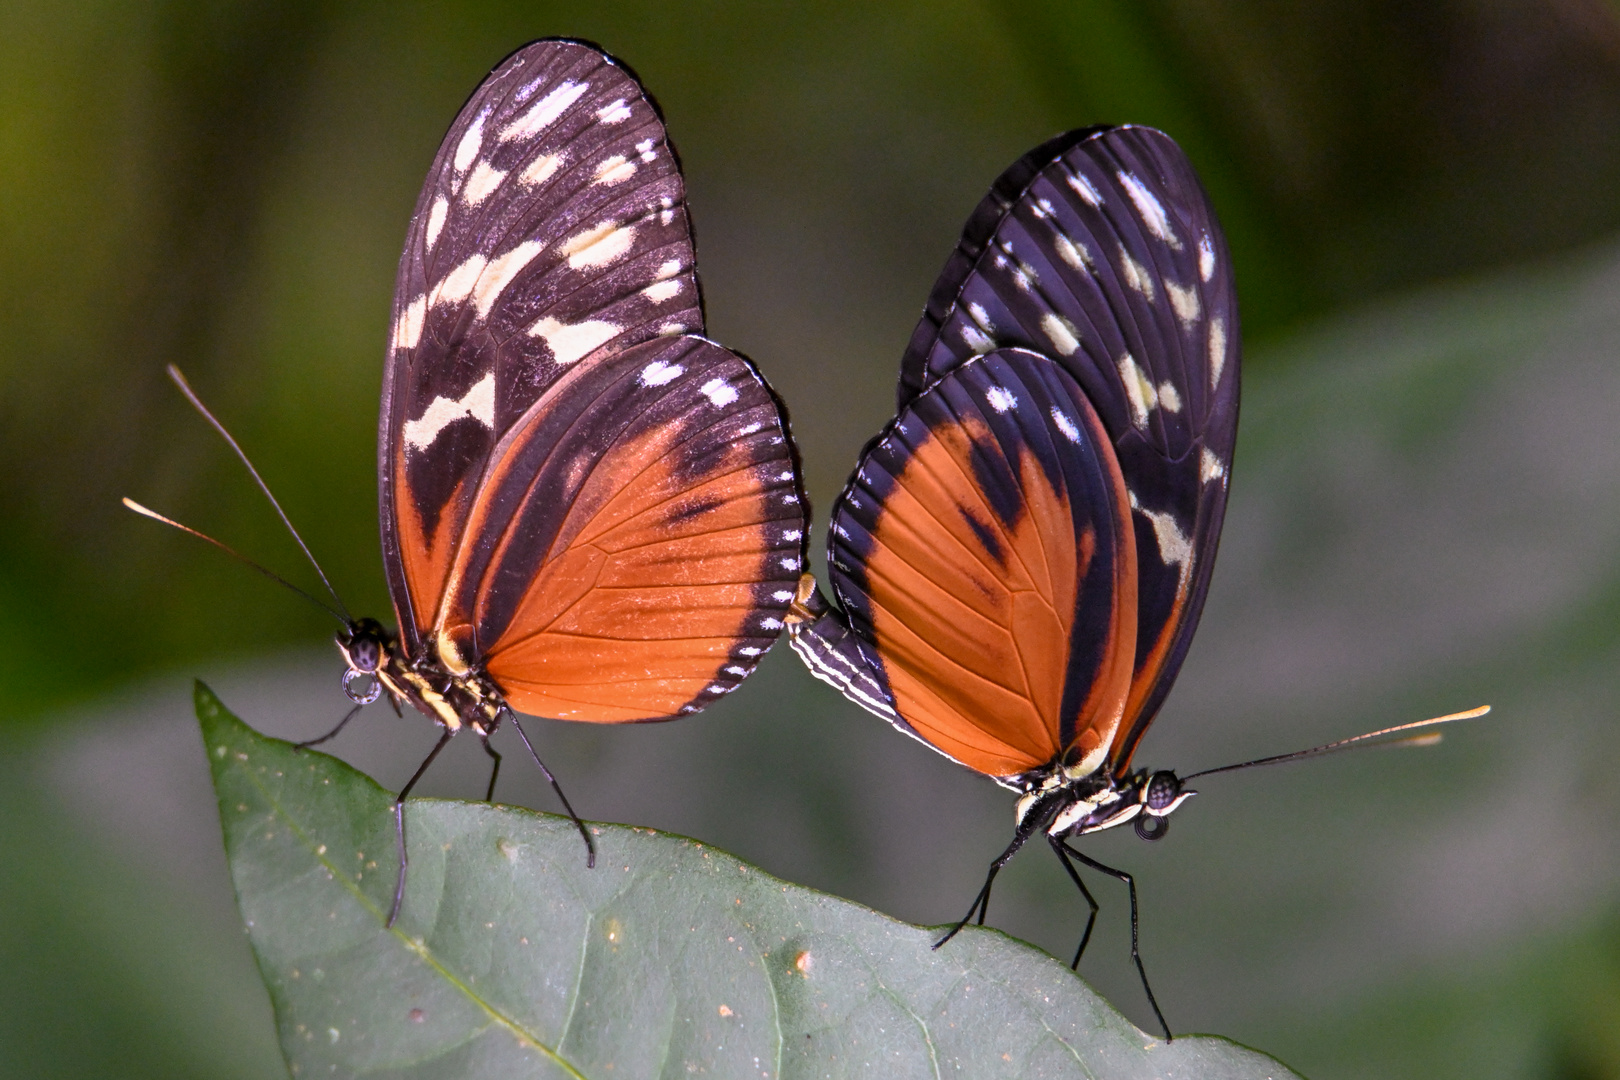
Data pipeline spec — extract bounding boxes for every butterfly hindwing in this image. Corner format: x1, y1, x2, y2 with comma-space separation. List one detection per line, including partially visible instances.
400, 334, 805, 722
817, 349, 1137, 781
381, 40, 705, 650
897, 126, 1239, 773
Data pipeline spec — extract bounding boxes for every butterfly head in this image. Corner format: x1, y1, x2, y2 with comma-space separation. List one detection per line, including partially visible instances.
336, 618, 394, 704
1126, 769, 1197, 841
1032, 767, 1197, 843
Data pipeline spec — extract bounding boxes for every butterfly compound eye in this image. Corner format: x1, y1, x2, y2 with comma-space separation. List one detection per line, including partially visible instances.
337, 619, 385, 673
1145, 771, 1182, 811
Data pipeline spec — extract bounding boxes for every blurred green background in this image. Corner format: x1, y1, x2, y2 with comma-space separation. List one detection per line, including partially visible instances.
5, 1, 1620, 1077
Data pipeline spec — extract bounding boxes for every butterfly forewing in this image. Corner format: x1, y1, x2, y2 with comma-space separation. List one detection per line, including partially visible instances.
821, 349, 1137, 781
381, 40, 705, 651
897, 126, 1239, 774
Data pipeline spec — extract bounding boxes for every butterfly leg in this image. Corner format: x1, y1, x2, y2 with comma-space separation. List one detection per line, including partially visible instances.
1047, 835, 1101, 970
934, 829, 1034, 950
387, 728, 455, 928
1058, 839, 1171, 1041
507, 713, 596, 869
478, 731, 502, 802
294, 702, 362, 750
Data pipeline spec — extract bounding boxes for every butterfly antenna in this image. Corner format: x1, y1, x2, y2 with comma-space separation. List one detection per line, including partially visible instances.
1183, 705, 1492, 782
122, 498, 349, 626
165, 364, 352, 622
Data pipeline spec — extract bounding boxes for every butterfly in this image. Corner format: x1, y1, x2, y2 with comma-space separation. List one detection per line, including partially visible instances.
129, 39, 807, 928
785, 124, 1494, 1039
786, 125, 1238, 1038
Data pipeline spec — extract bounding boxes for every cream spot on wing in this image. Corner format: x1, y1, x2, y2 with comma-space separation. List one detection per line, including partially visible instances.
453, 112, 488, 173
472, 239, 544, 318
501, 80, 589, 142
655, 259, 682, 280
643, 279, 682, 303
402, 372, 494, 451
701, 378, 739, 408
431, 253, 487, 307
393, 295, 426, 350
1165, 280, 1200, 324
520, 152, 562, 188
1119, 246, 1156, 300
1041, 312, 1080, 356
530, 316, 620, 365
1117, 353, 1158, 427
639, 360, 683, 386
596, 98, 631, 124
1128, 493, 1193, 568
424, 198, 449, 250
1054, 233, 1095, 272
593, 154, 636, 185
961, 302, 996, 352
635, 138, 658, 163
1200, 447, 1226, 484
1067, 170, 1103, 206
1157, 381, 1182, 413
1118, 170, 1179, 248
1209, 317, 1227, 388
561, 221, 636, 269
658, 321, 686, 336
1199, 234, 1216, 281
985, 386, 1016, 413
1050, 406, 1081, 443
463, 160, 507, 206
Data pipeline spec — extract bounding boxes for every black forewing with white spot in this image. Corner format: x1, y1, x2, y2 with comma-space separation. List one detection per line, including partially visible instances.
900, 126, 1240, 775
379, 39, 707, 650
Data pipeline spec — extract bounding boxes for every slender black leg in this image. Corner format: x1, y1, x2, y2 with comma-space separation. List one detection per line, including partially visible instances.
1047, 836, 1101, 969
478, 732, 502, 802
507, 714, 595, 868
1060, 839, 1171, 1042
294, 703, 362, 750
934, 829, 1033, 951
387, 728, 455, 929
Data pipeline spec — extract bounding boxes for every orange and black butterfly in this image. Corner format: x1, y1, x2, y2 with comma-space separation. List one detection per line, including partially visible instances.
352, 39, 807, 920
786, 126, 1490, 1039
132, 39, 806, 927
786, 126, 1237, 1037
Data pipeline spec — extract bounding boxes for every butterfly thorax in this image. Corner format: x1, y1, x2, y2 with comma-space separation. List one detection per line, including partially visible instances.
337, 619, 504, 736
1014, 764, 1197, 843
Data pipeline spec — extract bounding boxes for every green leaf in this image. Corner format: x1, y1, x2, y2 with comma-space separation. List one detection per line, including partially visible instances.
198, 681, 1302, 1080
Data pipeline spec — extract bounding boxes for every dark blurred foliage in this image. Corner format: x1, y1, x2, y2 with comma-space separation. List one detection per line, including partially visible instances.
6, 0, 1620, 717
5, 1, 1620, 1078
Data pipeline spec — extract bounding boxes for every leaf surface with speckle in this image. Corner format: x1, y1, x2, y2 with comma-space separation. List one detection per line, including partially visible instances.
198, 681, 1302, 1080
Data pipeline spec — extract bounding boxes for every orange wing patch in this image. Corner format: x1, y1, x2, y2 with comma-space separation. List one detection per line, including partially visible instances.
854, 358, 1137, 778
424, 336, 802, 722
488, 427, 787, 721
